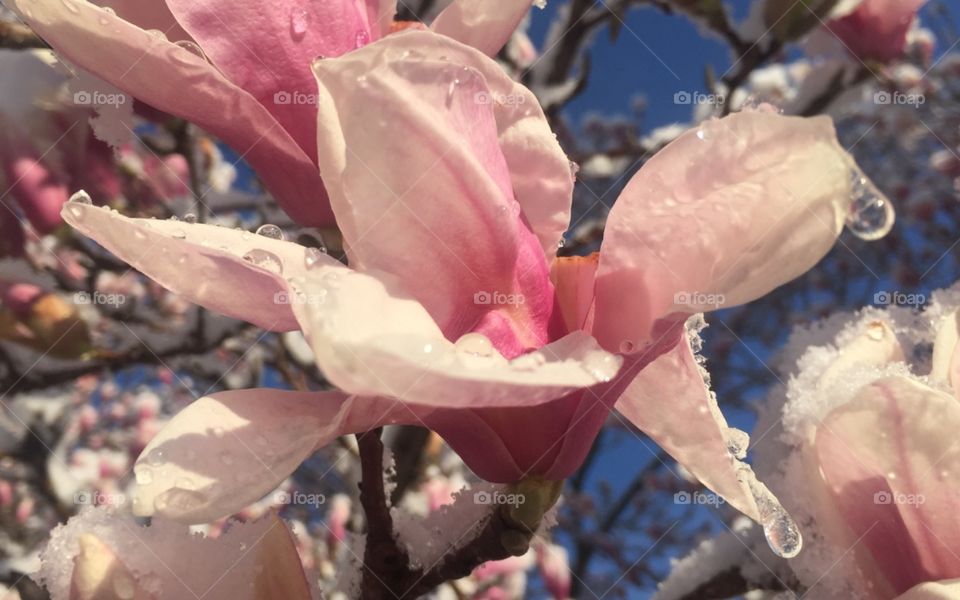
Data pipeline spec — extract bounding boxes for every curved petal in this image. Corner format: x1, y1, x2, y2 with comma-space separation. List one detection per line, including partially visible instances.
61, 202, 342, 331
616, 319, 769, 522
131, 390, 413, 523
165, 0, 373, 163
290, 271, 621, 408
897, 579, 960, 600
12, 0, 333, 226
816, 377, 960, 596
312, 32, 562, 351
594, 112, 855, 354
930, 309, 960, 391
431, 0, 535, 57
827, 0, 925, 63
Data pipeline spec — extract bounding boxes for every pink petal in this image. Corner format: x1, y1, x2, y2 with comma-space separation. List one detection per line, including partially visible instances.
594, 112, 855, 354
131, 389, 411, 523
616, 324, 767, 522
164, 0, 374, 164
817, 377, 960, 596
13, 0, 334, 226
3, 155, 68, 234
61, 202, 341, 331
827, 0, 926, 63
290, 272, 620, 408
431, 0, 535, 57
312, 31, 565, 351
897, 579, 960, 600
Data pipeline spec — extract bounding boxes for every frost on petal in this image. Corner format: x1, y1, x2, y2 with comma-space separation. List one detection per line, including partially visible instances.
816, 377, 960, 597
430, 0, 535, 57
11, 0, 333, 225
616, 316, 799, 547
290, 271, 621, 408
37, 507, 314, 600
594, 111, 855, 353
61, 202, 346, 331
129, 389, 404, 523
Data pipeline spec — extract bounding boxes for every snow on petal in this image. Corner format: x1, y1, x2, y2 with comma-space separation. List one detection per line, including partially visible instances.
594, 112, 856, 354
61, 202, 343, 331
819, 319, 904, 390
431, 0, 537, 57
11, 0, 333, 226
291, 271, 620, 408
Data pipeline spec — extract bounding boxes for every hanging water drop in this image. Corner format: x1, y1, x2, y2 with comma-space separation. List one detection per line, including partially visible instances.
749, 478, 802, 558
242, 249, 284, 275
255, 223, 284, 240
845, 170, 895, 241
454, 333, 495, 357
145, 29, 167, 41
290, 8, 310, 40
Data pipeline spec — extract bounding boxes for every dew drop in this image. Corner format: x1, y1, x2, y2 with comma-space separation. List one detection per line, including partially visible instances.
620, 340, 636, 354
304, 246, 327, 269
290, 8, 310, 40
846, 170, 895, 241
134, 465, 153, 485
154, 488, 207, 515
145, 448, 165, 467
173, 40, 207, 61
145, 29, 167, 41
171, 229, 186, 240
242, 249, 284, 275
454, 333, 495, 357
255, 223, 284, 240
511, 352, 546, 371
355, 29, 370, 48
583, 350, 622, 383
183, 213, 197, 224
68, 190, 93, 205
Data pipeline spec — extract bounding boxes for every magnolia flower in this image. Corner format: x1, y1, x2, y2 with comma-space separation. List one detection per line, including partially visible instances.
826, 0, 926, 63
61, 30, 867, 545
9, 0, 539, 226
727, 288, 960, 599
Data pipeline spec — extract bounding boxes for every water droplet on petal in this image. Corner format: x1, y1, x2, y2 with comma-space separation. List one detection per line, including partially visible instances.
134, 465, 153, 485
454, 333, 495, 357
154, 488, 207, 516
583, 350, 622, 382
173, 40, 207, 61
171, 229, 186, 240
290, 8, 310, 40
146, 29, 167, 41
68, 190, 93, 205
146, 448, 165, 466
183, 213, 197, 224
255, 223, 284, 240
846, 170, 895, 241
304, 247, 327, 268
355, 29, 370, 49
620, 340, 636, 354
242, 249, 284, 275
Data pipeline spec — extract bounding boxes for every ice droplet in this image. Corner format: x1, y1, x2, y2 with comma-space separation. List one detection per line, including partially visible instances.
583, 350, 622, 382
242, 249, 284, 275
846, 170, 895, 241
290, 8, 310, 40
749, 479, 802, 558
454, 333, 495, 357
726, 427, 750, 460
255, 223, 284, 240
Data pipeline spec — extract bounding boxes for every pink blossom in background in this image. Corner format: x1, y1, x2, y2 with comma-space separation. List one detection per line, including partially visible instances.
59, 26, 867, 539
10, 0, 538, 227
827, 0, 927, 63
